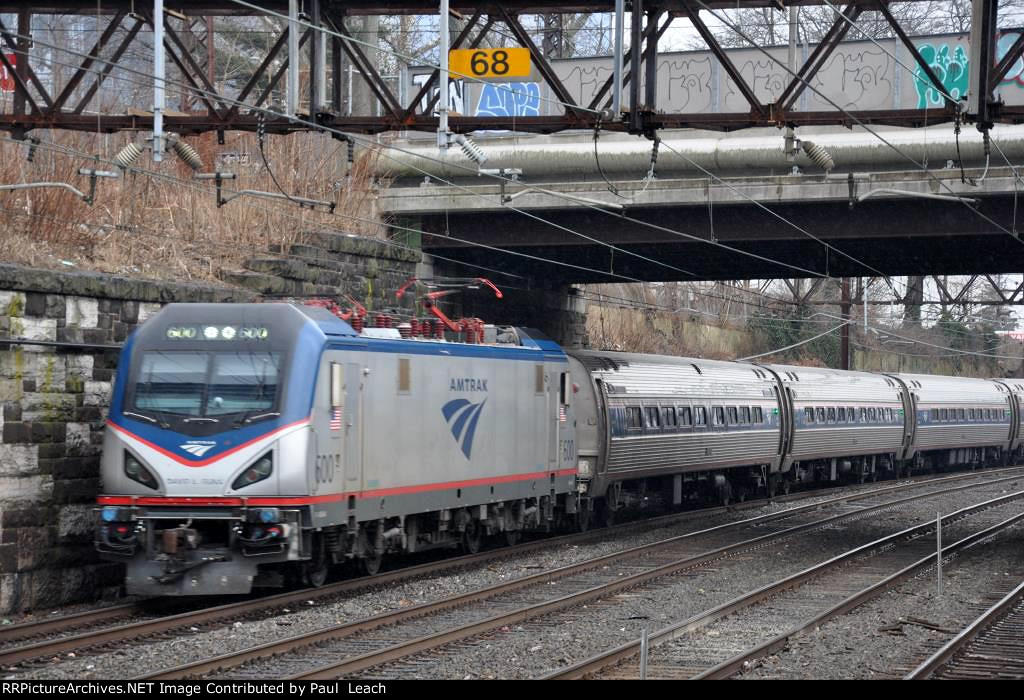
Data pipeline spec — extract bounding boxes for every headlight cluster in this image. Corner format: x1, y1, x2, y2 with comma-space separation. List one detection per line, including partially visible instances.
124, 452, 158, 490
232, 453, 273, 490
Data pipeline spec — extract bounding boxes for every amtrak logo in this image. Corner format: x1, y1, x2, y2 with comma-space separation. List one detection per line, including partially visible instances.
442, 398, 486, 459
180, 442, 216, 457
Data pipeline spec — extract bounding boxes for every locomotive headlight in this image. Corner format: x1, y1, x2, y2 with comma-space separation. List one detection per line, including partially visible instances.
246, 507, 280, 524
203, 325, 219, 339
124, 452, 158, 490
577, 459, 593, 477
232, 453, 273, 490
221, 326, 237, 340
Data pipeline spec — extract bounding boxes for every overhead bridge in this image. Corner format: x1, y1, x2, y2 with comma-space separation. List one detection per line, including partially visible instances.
379, 125, 1024, 283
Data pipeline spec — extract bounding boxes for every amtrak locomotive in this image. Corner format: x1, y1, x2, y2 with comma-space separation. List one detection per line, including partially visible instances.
96, 303, 1024, 596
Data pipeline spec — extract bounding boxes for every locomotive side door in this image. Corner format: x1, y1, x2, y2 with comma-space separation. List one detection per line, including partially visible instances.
343, 362, 365, 489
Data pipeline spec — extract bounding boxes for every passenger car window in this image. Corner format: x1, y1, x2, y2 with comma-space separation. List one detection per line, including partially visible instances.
817, 407, 826, 423
645, 406, 661, 428
958, 408, 965, 421
694, 406, 707, 426
838, 407, 846, 422
663, 407, 677, 428
805, 407, 815, 424
626, 407, 643, 429
726, 406, 738, 425
679, 406, 692, 426
754, 407, 764, 423
827, 407, 837, 422
739, 406, 750, 424
713, 406, 725, 426
848, 407, 855, 422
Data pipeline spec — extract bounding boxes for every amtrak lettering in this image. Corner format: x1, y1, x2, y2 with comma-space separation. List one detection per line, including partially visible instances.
449, 378, 488, 392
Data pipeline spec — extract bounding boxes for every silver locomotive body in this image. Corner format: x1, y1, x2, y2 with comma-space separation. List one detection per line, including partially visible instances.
97, 304, 576, 595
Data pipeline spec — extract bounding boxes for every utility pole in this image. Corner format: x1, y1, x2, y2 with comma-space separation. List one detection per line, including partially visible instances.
841, 278, 851, 370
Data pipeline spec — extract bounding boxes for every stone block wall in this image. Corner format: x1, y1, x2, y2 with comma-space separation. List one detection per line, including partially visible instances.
0, 231, 420, 614
221, 230, 421, 312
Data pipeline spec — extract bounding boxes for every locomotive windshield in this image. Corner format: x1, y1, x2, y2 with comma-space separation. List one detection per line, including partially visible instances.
133, 350, 281, 418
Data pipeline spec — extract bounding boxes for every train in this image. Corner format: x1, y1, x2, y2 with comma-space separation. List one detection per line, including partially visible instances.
94, 302, 1023, 596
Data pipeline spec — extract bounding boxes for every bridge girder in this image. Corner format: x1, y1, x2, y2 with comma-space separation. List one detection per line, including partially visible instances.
0, 0, 1017, 136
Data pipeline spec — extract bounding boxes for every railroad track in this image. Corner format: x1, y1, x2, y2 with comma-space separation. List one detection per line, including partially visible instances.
6, 466, 1012, 670
547, 492, 1024, 680
906, 579, 1024, 679
137, 469, 1024, 679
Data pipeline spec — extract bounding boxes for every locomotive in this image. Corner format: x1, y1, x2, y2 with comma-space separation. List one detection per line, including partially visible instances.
95, 302, 1022, 596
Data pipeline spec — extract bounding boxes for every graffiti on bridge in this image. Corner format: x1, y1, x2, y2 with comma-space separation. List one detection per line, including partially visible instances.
914, 34, 1024, 109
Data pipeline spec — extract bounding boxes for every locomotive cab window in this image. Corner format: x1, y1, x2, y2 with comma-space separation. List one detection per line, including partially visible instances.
559, 372, 571, 407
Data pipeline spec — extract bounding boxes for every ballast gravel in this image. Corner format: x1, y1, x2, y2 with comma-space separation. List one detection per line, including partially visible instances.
6, 473, 1022, 680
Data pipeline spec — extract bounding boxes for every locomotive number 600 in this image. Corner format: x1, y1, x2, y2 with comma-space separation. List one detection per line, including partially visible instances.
315, 454, 339, 484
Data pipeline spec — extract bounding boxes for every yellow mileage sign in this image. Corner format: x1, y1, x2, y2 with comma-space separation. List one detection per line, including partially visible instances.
449, 47, 531, 79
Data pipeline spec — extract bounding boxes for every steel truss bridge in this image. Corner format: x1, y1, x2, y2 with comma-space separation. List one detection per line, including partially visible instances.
1, 0, 1023, 138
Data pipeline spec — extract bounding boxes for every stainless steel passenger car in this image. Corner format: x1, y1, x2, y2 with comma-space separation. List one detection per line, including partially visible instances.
895, 372, 1013, 468
570, 351, 783, 511
765, 364, 908, 484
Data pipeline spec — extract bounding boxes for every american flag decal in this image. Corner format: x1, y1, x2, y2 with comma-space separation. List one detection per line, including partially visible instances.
330, 406, 343, 431
559, 405, 567, 423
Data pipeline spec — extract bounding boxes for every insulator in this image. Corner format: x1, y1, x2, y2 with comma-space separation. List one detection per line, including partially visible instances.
801, 141, 834, 172
112, 142, 143, 170
410, 318, 420, 336
398, 323, 411, 338
351, 315, 364, 333
170, 137, 203, 171
455, 134, 488, 166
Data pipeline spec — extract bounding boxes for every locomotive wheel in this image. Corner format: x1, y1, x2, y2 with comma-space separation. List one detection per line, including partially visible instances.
462, 520, 482, 555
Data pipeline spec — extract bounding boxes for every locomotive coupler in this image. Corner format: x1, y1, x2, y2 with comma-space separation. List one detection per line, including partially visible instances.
152, 554, 229, 584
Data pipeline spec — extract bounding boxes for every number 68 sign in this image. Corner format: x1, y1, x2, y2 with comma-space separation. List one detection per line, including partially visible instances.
449, 48, 531, 79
